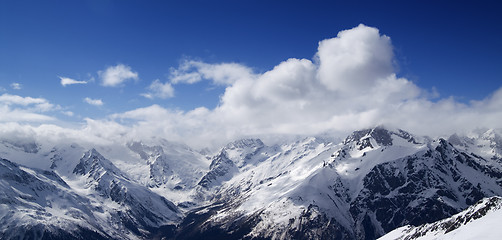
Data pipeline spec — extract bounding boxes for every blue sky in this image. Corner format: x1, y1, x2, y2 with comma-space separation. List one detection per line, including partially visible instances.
1, 0, 502, 147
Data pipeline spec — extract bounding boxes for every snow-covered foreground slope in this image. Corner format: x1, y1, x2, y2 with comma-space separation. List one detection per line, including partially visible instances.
378, 196, 502, 240
1, 127, 502, 239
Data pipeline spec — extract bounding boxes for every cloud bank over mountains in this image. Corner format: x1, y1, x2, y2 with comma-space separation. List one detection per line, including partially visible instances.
1, 24, 501, 148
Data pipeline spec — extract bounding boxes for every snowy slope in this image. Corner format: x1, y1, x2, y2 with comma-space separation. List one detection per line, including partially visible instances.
378, 196, 502, 240
0, 157, 111, 239
0, 148, 183, 240
347, 137, 502, 239
448, 129, 502, 179
1, 127, 502, 239
124, 140, 210, 208
174, 127, 502, 240
71, 149, 182, 233
0, 136, 212, 210
0, 137, 86, 173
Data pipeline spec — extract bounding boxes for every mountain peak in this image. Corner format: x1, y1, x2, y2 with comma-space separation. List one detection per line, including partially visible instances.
73, 148, 118, 176
343, 126, 419, 148
225, 138, 264, 150
88, 148, 102, 157
448, 133, 470, 147
344, 127, 389, 145
198, 151, 237, 188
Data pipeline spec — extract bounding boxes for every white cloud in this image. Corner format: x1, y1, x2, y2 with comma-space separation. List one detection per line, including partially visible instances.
0, 106, 55, 122
170, 60, 255, 85
59, 76, 87, 86
141, 79, 175, 99
84, 97, 104, 106
3, 25, 502, 150
316, 24, 394, 93
0, 122, 121, 156
0, 93, 56, 112
10, 82, 22, 90
107, 24, 502, 148
62, 111, 74, 117
98, 64, 139, 87
0, 94, 46, 105
0, 94, 57, 122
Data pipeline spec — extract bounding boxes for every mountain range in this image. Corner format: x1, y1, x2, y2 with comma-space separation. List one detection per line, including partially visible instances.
1, 126, 502, 239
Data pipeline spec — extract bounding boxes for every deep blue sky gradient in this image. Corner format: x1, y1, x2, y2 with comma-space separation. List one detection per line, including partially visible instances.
1, 0, 501, 119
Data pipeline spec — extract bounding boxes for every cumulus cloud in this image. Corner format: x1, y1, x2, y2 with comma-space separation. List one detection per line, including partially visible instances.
316, 24, 394, 93
141, 80, 175, 99
10, 82, 22, 90
59, 76, 87, 86
84, 97, 104, 106
98, 64, 139, 87
107, 24, 502, 148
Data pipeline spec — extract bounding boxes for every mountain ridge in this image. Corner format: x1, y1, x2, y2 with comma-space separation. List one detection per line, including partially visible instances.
378, 196, 502, 240
1, 127, 502, 239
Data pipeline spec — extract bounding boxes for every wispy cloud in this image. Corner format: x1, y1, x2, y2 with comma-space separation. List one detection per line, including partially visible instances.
0, 109, 55, 122
170, 60, 254, 85
62, 111, 74, 117
10, 82, 22, 90
59, 76, 87, 86
0, 93, 56, 112
84, 97, 104, 106
98, 64, 138, 87
141, 79, 175, 99
0, 93, 57, 122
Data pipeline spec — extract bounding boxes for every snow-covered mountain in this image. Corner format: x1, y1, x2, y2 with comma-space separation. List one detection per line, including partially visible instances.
0, 148, 182, 239
72, 149, 182, 235
0, 157, 112, 239
173, 127, 502, 239
378, 196, 502, 240
1, 127, 502, 239
125, 140, 210, 208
